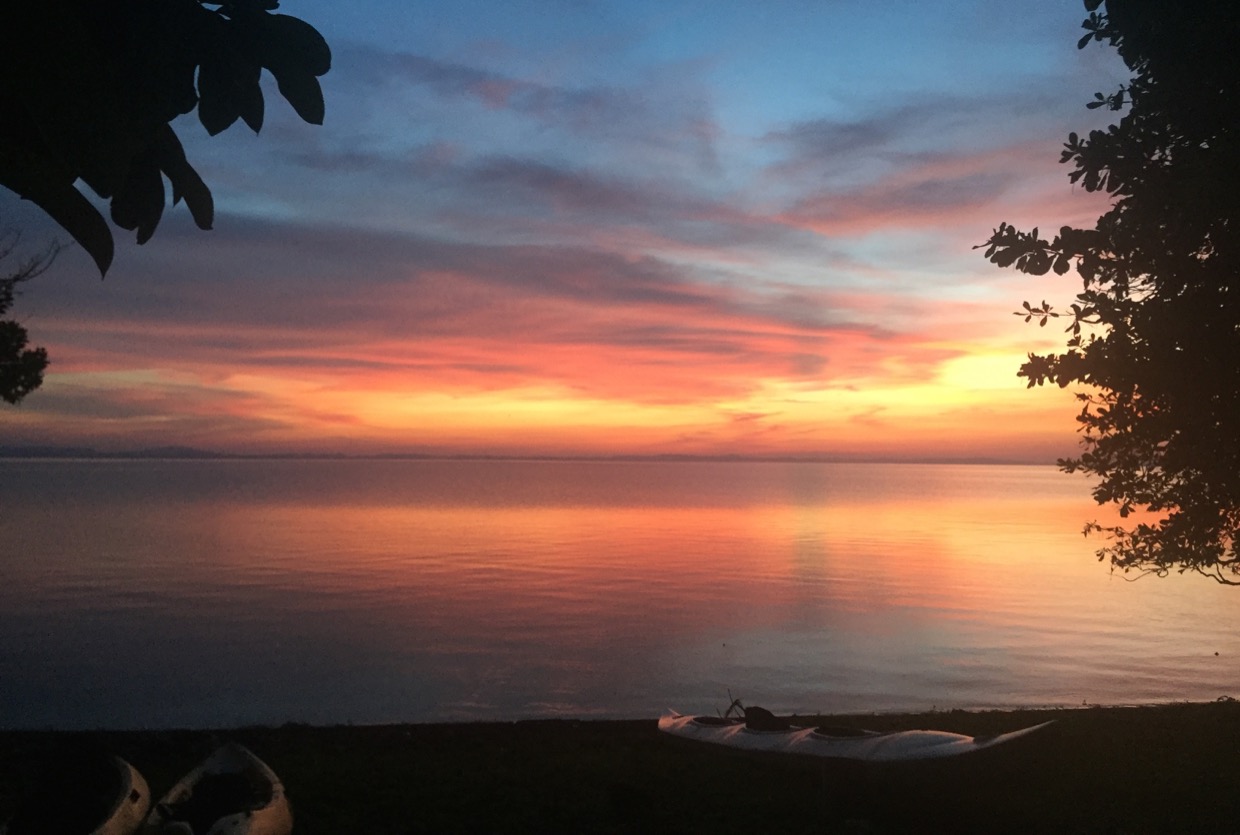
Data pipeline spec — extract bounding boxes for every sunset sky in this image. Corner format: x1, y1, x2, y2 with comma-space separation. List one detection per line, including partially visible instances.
1, 0, 1128, 459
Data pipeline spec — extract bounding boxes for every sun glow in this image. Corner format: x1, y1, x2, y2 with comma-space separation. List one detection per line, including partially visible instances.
936, 352, 1029, 391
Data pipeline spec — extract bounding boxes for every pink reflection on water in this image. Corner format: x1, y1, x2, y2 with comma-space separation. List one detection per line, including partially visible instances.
3, 460, 1238, 728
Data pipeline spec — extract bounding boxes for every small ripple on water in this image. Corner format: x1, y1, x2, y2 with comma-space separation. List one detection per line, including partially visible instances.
4, 459, 1240, 728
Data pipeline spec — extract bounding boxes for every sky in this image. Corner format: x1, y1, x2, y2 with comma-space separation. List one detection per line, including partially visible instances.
1, 0, 1131, 459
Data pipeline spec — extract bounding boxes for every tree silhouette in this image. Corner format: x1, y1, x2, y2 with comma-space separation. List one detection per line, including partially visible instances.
0, 0, 330, 277
978, 0, 1240, 583
0, 235, 56, 405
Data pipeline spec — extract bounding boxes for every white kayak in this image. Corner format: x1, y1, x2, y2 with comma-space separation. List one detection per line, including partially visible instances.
141, 744, 291, 835
659, 711, 1053, 762
1, 753, 149, 835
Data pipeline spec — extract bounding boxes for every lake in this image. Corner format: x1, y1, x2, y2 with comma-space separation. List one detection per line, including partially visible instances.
1, 459, 1237, 730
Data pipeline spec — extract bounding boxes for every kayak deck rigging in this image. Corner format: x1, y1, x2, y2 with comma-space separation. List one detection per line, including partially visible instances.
659, 707, 1052, 762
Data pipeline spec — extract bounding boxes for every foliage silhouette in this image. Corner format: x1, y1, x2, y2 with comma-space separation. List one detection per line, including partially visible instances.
978, 0, 1240, 583
0, 0, 331, 277
0, 234, 58, 405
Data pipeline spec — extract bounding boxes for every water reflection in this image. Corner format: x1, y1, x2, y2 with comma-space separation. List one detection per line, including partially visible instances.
1, 460, 1237, 729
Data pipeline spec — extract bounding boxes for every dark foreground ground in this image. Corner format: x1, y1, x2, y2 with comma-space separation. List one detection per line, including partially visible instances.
3, 702, 1239, 834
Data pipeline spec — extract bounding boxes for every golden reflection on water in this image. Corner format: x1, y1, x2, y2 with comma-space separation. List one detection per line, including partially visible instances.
206, 478, 1224, 644
3, 459, 1238, 727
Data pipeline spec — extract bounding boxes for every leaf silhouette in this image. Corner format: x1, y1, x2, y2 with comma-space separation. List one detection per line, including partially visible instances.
110, 154, 165, 245
261, 15, 332, 78
238, 77, 265, 133
275, 71, 325, 125
198, 57, 243, 135
155, 125, 214, 231
0, 170, 114, 276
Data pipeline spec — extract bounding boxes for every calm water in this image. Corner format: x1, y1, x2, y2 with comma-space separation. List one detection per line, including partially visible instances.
1, 459, 1237, 730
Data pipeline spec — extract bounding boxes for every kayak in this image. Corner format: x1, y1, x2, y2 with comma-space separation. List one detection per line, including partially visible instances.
1, 753, 149, 835
141, 744, 291, 835
659, 710, 1053, 762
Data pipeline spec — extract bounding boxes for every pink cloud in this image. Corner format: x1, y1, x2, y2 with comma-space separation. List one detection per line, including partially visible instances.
30, 234, 965, 416
776, 139, 1117, 244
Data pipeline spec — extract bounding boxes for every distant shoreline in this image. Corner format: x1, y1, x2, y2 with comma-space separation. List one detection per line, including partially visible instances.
0, 446, 1052, 466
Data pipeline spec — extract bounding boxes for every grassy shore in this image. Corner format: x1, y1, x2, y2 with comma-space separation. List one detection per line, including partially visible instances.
3, 702, 1238, 834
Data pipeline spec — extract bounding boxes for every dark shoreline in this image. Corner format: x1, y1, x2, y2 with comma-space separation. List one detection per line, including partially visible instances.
0, 446, 1047, 466
3, 701, 1238, 833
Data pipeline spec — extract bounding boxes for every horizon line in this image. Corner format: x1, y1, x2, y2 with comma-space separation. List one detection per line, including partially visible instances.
0, 444, 1061, 466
